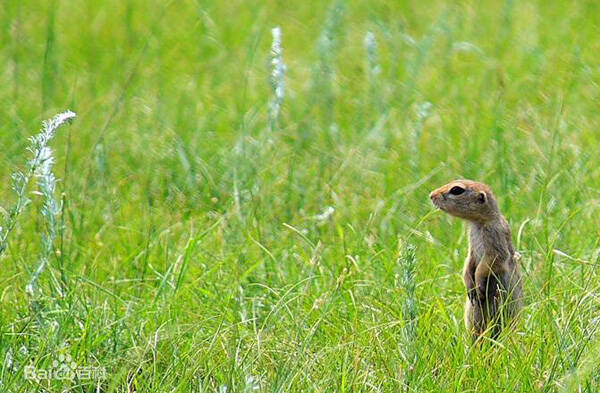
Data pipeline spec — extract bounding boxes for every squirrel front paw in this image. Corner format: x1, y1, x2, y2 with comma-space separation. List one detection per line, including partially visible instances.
476, 277, 498, 301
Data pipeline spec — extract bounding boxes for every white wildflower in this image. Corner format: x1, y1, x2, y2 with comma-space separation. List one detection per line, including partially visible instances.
0, 110, 75, 257
268, 26, 286, 132
314, 206, 335, 221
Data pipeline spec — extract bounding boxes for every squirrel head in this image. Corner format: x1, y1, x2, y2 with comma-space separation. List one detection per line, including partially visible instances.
429, 179, 500, 223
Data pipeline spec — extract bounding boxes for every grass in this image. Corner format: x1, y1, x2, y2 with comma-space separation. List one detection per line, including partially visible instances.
1, 0, 600, 391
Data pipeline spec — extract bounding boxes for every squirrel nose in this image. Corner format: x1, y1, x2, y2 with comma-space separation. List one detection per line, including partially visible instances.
430, 191, 446, 202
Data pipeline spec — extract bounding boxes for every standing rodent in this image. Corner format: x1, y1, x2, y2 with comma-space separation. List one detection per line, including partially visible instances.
429, 179, 522, 339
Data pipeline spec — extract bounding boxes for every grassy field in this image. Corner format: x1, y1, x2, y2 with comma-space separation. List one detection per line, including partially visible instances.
1, 0, 600, 391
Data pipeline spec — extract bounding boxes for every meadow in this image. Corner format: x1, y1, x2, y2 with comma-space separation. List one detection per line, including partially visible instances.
1, 0, 600, 391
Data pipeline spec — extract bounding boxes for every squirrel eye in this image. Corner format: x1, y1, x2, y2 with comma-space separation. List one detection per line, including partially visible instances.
449, 186, 465, 195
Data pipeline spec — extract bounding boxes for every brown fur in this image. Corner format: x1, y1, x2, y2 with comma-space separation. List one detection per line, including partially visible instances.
429, 179, 522, 340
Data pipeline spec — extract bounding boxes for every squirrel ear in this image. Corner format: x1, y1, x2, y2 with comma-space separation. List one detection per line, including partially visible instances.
478, 191, 486, 204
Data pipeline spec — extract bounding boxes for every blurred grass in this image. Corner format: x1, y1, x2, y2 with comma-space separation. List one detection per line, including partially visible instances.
1, 0, 600, 391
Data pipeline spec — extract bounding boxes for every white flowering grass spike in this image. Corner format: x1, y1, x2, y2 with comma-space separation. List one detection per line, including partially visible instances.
364, 31, 381, 78
268, 26, 286, 132
25, 110, 75, 294
0, 110, 75, 286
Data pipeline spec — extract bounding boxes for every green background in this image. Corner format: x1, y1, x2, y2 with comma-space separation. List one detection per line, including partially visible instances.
1, 0, 599, 391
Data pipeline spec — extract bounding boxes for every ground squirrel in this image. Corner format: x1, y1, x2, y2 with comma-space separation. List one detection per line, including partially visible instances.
429, 179, 522, 339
